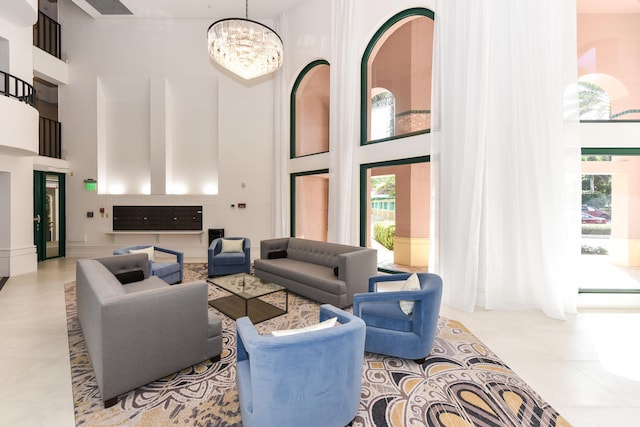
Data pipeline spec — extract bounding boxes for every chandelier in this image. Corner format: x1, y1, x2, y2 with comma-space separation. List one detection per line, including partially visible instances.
207, 0, 284, 80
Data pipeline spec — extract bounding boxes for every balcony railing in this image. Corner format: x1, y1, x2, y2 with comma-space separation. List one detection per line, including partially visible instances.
0, 70, 35, 106
39, 117, 62, 159
33, 11, 61, 59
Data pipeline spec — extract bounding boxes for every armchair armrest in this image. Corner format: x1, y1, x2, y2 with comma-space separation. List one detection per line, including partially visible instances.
236, 316, 260, 362
154, 246, 184, 265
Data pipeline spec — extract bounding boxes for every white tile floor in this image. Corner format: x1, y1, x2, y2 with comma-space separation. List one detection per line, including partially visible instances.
1, 257, 639, 427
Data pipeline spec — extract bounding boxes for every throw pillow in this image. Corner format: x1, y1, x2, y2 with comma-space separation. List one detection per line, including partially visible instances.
267, 250, 287, 259
221, 238, 244, 253
271, 317, 338, 337
333, 266, 339, 277
375, 280, 405, 292
114, 269, 144, 284
129, 246, 155, 262
399, 273, 421, 315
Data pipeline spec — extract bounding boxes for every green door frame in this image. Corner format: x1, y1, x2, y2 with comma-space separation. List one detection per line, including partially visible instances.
33, 171, 66, 261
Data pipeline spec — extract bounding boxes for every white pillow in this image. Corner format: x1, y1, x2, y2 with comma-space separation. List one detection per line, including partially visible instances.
375, 280, 405, 292
399, 273, 421, 315
271, 317, 338, 337
129, 246, 155, 262
220, 238, 244, 253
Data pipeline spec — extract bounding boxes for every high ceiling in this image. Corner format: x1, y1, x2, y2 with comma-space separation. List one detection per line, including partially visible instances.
65, 0, 640, 19
69, 0, 307, 19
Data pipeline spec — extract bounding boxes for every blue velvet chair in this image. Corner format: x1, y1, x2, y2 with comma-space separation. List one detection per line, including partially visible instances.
113, 245, 183, 285
353, 273, 443, 363
207, 237, 251, 277
235, 304, 366, 427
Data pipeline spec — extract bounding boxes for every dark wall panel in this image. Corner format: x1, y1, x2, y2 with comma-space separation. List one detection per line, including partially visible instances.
113, 206, 203, 231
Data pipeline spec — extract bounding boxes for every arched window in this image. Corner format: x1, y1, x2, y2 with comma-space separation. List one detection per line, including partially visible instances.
361, 8, 435, 144
371, 88, 395, 140
291, 60, 330, 157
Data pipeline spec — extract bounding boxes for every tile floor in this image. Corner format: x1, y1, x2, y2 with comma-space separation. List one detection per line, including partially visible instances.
1, 257, 639, 427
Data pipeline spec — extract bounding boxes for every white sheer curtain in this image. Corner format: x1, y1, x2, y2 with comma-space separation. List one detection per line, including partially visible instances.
430, 0, 580, 319
327, 0, 360, 245
272, 13, 289, 238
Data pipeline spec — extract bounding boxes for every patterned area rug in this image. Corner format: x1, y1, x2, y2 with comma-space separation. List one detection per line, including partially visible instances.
66, 264, 571, 427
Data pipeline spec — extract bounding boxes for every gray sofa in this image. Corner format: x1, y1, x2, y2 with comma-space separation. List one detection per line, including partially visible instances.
253, 238, 377, 308
76, 253, 222, 408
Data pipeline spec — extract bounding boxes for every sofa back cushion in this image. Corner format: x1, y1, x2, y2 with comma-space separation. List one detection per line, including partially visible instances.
286, 238, 363, 268
78, 259, 127, 300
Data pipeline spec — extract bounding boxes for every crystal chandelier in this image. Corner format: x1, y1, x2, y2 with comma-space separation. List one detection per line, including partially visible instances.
207, 0, 284, 80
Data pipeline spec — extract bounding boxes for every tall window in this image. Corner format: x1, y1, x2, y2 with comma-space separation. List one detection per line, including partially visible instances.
291, 171, 329, 241
580, 150, 640, 293
291, 60, 330, 157
362, 8, 435, 144
360, 157, 430, 273
578, 5, 640, 120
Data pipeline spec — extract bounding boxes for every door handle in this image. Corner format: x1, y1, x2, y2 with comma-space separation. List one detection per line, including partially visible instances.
34, 214, 41, 223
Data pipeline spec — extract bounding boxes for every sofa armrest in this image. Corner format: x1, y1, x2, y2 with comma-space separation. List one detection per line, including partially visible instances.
259, 238, 290, 259
98, 281, 210, 398
339, 248, 378, 304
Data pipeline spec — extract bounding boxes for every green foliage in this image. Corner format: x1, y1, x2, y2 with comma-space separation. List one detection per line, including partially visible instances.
581, 244, 608, 255
371, 175, 396, 197
373, 221, 395, 250
581, 224, 611, 235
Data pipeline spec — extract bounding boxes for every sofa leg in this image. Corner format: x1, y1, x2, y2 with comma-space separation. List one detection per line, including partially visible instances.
104, 397, 118, 408
210, 354, 221, 363
414, 357, 427, 365
346, 416, 356, 426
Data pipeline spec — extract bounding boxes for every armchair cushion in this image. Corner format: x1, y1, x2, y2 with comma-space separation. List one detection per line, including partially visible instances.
221, 238, 244, 253
399, 273, 421, 315
270, 316, 337, 336
129, 246, 155, 262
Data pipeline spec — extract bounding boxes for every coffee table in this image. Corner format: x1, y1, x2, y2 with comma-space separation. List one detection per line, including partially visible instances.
207, 273, 288, 323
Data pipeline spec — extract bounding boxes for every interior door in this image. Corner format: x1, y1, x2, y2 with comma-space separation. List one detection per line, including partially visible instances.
33, 171, 65, 261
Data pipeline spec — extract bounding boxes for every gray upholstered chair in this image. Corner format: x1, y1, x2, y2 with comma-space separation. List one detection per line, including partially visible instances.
208, 237, 251, 277
353, 272, 443, 363
235, 304, 366, 427
113, 245, 183, 284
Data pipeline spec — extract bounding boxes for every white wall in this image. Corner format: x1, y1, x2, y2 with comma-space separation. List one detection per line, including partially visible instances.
0, 9, 39, 276
59, 1, 275, 259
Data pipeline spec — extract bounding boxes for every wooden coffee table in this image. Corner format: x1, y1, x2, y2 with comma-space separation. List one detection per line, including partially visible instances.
207, 273, 288, 323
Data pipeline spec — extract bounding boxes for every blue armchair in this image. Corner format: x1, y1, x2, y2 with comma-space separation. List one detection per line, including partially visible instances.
236, 304, 366, 427
353, 273, 443, 363
113, 245, 183, 285
207, 237, 251, 277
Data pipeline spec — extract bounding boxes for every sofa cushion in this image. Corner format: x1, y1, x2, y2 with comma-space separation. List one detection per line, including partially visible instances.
84, 260, 127, 298
122, 276, 170, 293
286, 238, 357, 268
255, 258, 345, 295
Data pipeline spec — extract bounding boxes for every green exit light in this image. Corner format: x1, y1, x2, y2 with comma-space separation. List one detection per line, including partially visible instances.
84, 181, 97, 191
